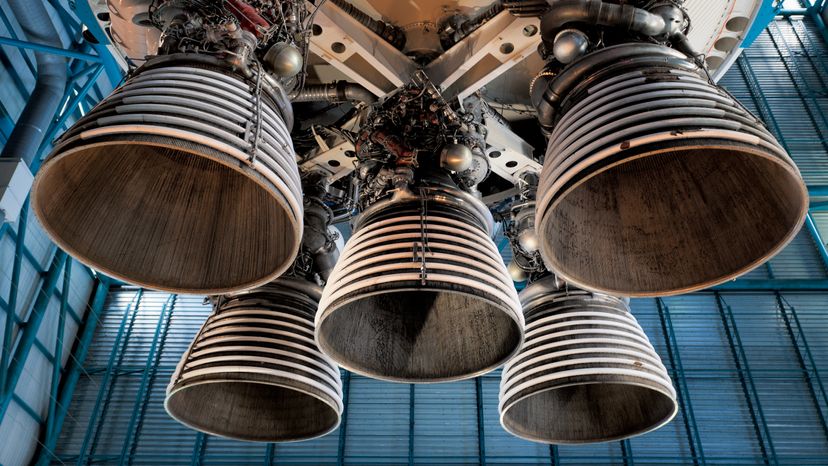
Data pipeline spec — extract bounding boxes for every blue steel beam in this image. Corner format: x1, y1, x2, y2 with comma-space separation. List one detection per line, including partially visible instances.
35, 64, 104, 166
118, 294, 175, 465
68, 0, 111, 46
263, 442, 274, 466
408, 384, 415, 466
0, 199, 29, 394
656, 298, 706, 466
337, 370, 351, 466
44, 257, 71, 447
810, 186, 828, 197
11, 392, 44, 425
780, 1, 828, 46
805, 213, 828, 272
550, 445, 560, 465
475, 377, 486, 466
0, 251, 67, 422
774, 293, 828, 442
0, 5, 36, 77
715, 294, 778, 466
45, 0, 82, 33
35, 278, 111, 465
766, 19, 828, 145
191, 433, 207, 466
0, 36, 101, 62
620, 439, 634, 466
76, 289, 143, 466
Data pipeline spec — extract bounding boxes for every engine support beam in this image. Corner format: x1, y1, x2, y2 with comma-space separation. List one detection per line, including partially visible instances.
425, 11, 540, 101
309, 0, 417, 97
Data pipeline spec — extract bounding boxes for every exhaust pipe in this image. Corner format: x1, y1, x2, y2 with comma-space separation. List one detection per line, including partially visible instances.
499, 276, 677, 443
31, 55, 303, 294
316, 186, 524, 383
166, 278, 343, 442
534, 44, 808, 296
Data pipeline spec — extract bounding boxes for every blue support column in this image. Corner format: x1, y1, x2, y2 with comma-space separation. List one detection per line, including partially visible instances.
620, 439, 634, 466
715, 293, 778, 466
549, 445, 559, 465
0, 251, 68, 422
774, 293, 828, 442
35, 278, 111, 465
118, 294, 175, 465
408, 384, 415, 466
475, 377, 486, 466
0, 199, 29, 394
336, 370, 351, 466
805, 213, 828, 272
34, 64, 104, 171
44, 258, 72, 448
656, 298, 706, 466
191, 433, 207, 466
75, 289, 143, 465
263, 442, 274, 466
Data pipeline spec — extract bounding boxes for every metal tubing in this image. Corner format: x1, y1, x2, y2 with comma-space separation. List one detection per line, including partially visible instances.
328, 0, 406, 49
34, 65, 105, 171
1, 0, 68, 168
540, 0, 666, 40
292, 81, 378, 104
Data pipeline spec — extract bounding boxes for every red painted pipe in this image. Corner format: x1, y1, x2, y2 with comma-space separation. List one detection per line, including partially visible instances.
226, 0, 269, 36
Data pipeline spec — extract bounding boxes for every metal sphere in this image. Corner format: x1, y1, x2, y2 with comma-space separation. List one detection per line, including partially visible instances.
508, 261, 528, 282
517, 228, 540, 253
440, 143, 473, 172
553, 29, 589, 64
264, 42, 304, 78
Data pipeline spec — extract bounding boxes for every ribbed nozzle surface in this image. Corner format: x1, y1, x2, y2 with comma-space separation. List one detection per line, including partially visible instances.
316, 188, 524, 383
500, 277, 677, 444
32, 59, 303, 294
536, 44, 808, 296
166, 278, 343, 443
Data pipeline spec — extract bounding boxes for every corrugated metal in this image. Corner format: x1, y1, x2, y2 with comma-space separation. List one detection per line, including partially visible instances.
51, 287, 828, 465
41, 13, 828, 466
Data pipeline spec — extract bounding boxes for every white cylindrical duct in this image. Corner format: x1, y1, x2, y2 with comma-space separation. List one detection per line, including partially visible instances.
499, 276, 677, 444
535, 44, 808, 297
31, 56, 303, 294
166, 278, 343, 443
316, 187, 524, 383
